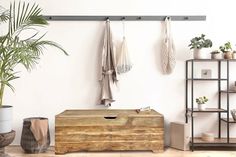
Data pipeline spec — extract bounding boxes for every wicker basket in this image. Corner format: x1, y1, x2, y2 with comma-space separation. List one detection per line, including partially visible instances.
20, 117, 50, 153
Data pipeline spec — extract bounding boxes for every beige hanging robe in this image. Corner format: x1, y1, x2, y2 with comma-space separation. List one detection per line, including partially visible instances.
161, 17, 176, 74
99, 19, 118, 106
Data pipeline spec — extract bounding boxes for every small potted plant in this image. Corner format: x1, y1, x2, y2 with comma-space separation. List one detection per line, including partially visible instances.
188, 34, 213, 59
219, 42, 233, 59
210, 50, 222, 59
196, 96, 208, 111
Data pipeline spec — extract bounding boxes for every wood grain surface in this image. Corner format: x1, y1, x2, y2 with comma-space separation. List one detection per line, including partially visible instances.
55, 109, 164, 154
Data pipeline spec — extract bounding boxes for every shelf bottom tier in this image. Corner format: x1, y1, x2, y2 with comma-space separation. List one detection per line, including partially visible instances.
191, 137, 236, 145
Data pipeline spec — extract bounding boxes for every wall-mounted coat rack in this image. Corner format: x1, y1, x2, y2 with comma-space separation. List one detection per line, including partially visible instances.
43, 15, 206, 21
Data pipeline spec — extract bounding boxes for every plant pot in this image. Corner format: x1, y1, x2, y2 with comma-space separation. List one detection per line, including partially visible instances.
198, 104, 206, 111
224, 51, 233, 59
193, 48, 209, 59
211, 53, 222, 59
0, 106, 13, 134
232, 53, 236, 59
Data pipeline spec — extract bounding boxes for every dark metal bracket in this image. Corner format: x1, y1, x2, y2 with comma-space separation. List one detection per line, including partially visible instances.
43, 15, 206, 21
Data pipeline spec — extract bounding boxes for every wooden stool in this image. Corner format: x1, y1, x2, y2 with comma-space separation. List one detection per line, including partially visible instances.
0, 130, 15, 155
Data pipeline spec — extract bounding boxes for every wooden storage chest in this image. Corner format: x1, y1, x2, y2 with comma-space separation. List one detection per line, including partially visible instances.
55, 109, 164, 154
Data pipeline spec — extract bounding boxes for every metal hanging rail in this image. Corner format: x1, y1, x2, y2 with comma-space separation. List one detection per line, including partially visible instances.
43, 15, 206, 21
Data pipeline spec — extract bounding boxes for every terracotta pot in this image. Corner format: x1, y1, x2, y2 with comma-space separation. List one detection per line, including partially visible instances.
224, 51, 233, 59
211, 53, 222, 59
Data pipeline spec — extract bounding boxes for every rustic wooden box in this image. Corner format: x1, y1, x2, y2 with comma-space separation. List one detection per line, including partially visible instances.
55, 109, 164, 154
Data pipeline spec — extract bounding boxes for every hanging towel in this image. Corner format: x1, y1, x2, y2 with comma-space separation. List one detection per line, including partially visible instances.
117, 20, 132, 74
161, 17, 176, 74
30, 119, 48, 146
99, 19, 118, 106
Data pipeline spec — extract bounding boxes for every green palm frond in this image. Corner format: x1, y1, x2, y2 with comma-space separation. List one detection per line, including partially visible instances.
0, 8, 10, 23
9, 1, 48, 36
0, 2, 68, 106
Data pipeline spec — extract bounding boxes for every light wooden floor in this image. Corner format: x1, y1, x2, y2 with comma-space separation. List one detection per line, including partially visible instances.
2, 146, 236, 157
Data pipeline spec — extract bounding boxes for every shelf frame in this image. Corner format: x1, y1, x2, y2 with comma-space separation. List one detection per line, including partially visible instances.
185, 59, 236, 151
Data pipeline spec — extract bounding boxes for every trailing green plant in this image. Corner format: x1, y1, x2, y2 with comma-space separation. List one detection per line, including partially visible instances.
188, 34, 213, 49
219, 42, 232, 53
0, 2, 68, 107
196, 96, 208, 105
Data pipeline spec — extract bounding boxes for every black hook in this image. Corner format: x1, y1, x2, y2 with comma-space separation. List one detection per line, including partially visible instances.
138, 16, 142, 20
184, 16, 189, 20
122, 17, 125, 20
106, 17, 110, 21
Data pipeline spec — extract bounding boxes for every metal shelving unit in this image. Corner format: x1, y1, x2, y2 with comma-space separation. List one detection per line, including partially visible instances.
185, 59, 236, 151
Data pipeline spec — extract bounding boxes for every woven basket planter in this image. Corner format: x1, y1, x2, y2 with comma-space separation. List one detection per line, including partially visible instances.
20, 117, 50, 153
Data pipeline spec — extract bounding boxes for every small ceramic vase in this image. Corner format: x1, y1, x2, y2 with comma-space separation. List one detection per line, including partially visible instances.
198, 104, 206, 111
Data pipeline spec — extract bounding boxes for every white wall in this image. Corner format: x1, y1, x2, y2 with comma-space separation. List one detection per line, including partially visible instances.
1, 0, 236, 145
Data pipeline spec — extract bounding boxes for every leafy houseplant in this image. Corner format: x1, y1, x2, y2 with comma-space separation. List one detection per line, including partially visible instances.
188, 34, 213, 59
196, 96, 208, 111
219, 42, 233, 59
0, 2, 68, 133
210, 50, 222, 59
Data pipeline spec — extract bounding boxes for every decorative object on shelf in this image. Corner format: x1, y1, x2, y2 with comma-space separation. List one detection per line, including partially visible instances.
188, 34, 212, 59
210, 50, 222, 59
230, 109, 236, 121
0, 130, 15, 156
161, 17, 176, 74
20, 117, 50, 153
231, 81, 236, 91
219, 42, 233, 59
196, 96, 208, 111
201, 132, 214, 142
0, 2, 68, 134
201, 69, 212, 78
232, 51, 236, 59
117, 18, 132, 74
99, 19, 118, 107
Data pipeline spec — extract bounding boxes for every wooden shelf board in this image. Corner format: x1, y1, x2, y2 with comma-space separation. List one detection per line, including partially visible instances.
221, 90, 236, 93
191, 137, 236, 144
187, 78, 227, 81
186, 59, 236, 62
221, 118, 236, 123
188, 108, 227, 113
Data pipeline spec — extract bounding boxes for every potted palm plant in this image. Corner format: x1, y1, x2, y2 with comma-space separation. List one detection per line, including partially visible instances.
188, 34, 213, 59
0, 2, 68, 133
